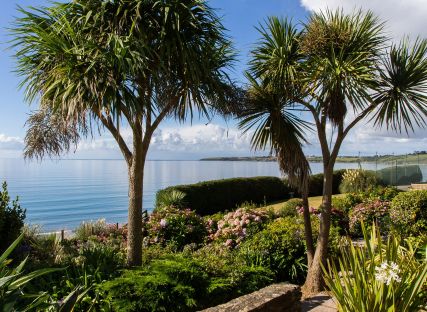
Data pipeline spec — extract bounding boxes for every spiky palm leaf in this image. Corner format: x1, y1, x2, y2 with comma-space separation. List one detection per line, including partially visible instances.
301, 9, 386, 124
373, 38, 427, 133
238, 74, 311, 191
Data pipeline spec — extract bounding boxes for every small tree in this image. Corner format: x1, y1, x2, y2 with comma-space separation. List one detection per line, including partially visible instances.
12, 0, 234, 265
245, 10, 427, 293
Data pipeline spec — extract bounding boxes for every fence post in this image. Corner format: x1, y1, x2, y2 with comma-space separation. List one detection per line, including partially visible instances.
61, 229, 65, 241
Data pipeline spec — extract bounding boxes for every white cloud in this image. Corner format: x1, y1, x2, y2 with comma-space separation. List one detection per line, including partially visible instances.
69, 123, 255, 159
0, 133, 23, 150
300, 0, 427, 40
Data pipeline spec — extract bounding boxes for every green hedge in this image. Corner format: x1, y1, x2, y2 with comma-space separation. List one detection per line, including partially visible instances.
155, 170, 347, 216
308, 169, 346, 196
155, 176, 293, 216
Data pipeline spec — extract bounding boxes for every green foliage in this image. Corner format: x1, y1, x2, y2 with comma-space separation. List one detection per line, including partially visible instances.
339, 169, 380, 193
0, 182, 26, 252
308, 170, 347, 196
155, 176, 293, 215
332, 196, 356, 213
277, 198, 302, 217
324, 223, 427, 312
145, 206, 207, 250
390, 190, 427, 236
156, 190, 187, 209
376, 165, 423, 186
74, 219, 126, 241
101, 253, 273, 312
0, 233, 63, 311
239, 217, 308, 283
349, 200, 391, 237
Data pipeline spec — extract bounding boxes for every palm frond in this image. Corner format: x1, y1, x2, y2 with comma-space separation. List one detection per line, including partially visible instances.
373, 38, 427, 133
238, 74, 311, 191
301, 9, 386, 124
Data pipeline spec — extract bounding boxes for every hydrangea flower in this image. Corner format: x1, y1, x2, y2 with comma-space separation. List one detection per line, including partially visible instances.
375, 261, 401, 285
159, 219, 168, 228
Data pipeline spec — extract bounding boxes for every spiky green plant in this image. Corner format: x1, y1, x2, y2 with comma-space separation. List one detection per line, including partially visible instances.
323, 223, 427, 312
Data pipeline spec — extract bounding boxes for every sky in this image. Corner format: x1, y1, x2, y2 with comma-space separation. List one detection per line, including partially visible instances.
1, 0, 427, 160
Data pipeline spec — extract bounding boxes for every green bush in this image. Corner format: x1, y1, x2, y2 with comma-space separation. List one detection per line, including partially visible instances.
155, 176, 293, 215
155, 171, 348, 216
145, 206, 207, 250
192, 244, 273, 307
277, 198, 302, 217
307, 169, 346, 196
390, 190, 427, 236
0, 182, 26, 252
349, 200, 390, 237
238, 217, 309, 283
339, 169, 380, 193
101, 253, 273, 311
376, 165, 422, 185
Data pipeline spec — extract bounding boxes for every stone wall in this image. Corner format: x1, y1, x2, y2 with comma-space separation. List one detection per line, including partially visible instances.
199, 283, 301, 312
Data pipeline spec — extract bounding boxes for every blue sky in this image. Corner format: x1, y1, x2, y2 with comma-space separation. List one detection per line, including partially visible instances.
1, 0, 427, 160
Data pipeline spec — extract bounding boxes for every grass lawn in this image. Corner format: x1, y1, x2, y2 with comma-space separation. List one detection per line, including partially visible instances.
261, 193, 346, 212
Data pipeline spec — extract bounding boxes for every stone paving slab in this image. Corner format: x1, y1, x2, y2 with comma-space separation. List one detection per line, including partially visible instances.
301, 294, 337, 312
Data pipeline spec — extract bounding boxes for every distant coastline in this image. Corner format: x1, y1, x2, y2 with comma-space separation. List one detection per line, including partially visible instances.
200, 153, 427, 164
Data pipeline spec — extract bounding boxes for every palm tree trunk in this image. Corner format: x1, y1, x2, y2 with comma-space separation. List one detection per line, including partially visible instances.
126, 122, 147, 266
302, 191, 314, 267
303, 164, 333, 295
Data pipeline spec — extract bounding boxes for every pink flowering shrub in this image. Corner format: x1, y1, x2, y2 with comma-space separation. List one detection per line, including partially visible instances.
296, 205, 349, 235
207, 208, 270, 248
349, 200, 390, 237
144, 206, 207, 250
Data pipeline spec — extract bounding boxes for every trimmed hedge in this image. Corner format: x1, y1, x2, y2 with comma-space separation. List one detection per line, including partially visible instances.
156, 176, 293, 216
155, 170, 347, 216
308, 169, 346, 196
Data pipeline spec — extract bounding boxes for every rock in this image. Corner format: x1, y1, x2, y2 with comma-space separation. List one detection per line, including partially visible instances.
199, 283, 301, 312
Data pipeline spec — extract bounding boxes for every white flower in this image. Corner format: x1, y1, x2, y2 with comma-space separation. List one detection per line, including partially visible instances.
375, 261, 402, 285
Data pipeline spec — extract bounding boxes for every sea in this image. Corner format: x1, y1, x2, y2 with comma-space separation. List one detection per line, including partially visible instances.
1, 158, 426, 231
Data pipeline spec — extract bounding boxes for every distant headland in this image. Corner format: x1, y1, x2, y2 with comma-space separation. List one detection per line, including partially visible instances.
200, 152, 427, 163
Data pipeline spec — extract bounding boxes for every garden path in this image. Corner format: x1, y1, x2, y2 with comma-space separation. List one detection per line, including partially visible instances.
301, 293, 337, 312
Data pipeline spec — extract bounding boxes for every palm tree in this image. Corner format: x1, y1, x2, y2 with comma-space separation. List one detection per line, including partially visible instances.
12, 0, 234, 266
244, 11, 427, 294
238, 69, 315, 264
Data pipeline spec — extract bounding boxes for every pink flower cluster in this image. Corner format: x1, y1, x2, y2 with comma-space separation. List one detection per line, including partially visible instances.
296, 206, 318, 214
208, 208, 268, 248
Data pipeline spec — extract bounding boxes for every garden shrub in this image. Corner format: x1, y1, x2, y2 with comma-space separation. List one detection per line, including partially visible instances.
307, 169, 346, 196
0, 182, 26, 252
349, 200, 390, 237
277, 198, 302, 217
339, 169, 380, 193
390, 190, 427, 236
144, 206, 207, 250
238, 217, 309, 283
332, 196, 355, 213
155, 170, 348, 216
156, 190, 187, 209
101, 255, 209, 312
362, 186, 400, 201
155, 176, 293, 215
74, 219, 127, 241
207, 207, 270, 247
101, 253, 273, 312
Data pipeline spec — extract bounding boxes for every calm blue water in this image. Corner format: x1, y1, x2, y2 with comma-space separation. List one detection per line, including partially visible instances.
0, 159, 425, 231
